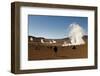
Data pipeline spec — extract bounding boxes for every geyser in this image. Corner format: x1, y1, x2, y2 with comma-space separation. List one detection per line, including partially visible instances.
68, 23, 85, 45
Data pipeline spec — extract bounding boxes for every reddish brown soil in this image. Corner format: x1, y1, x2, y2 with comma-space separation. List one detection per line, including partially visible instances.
28, 42, 88, 60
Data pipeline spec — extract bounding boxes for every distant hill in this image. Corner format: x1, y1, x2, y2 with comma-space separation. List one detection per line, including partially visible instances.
28, 35, 88, 44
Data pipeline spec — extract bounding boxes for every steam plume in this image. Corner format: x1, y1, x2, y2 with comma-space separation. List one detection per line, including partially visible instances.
68, 23, 85, 45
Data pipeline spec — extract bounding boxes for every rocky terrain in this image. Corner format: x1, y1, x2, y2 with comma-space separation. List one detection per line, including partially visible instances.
28, 35, 88, 60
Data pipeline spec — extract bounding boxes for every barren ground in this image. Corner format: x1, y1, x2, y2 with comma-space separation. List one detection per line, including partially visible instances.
28, 42, 88, 60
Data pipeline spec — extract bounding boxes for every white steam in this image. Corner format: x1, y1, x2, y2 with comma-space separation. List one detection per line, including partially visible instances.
62, 23, 85, 46
68, 23, 85, 45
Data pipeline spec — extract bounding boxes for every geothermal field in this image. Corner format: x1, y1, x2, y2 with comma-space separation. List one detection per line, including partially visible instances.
28, 23, 88, 60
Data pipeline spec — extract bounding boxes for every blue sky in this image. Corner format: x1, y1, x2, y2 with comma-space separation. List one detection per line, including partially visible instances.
28, 15, 88, 39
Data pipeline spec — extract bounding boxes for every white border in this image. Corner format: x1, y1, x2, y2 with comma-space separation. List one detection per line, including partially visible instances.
20, 6, 95, 70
